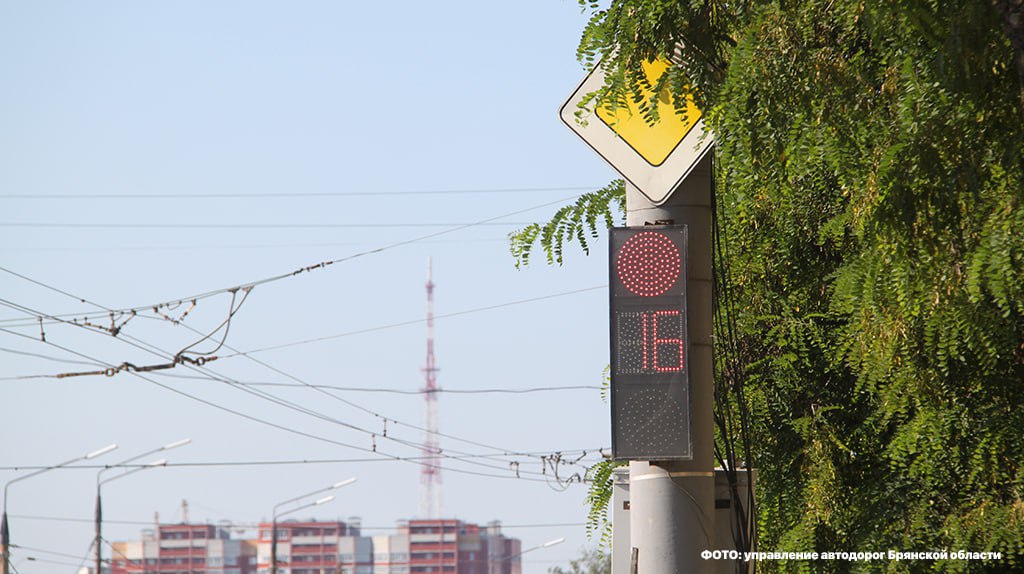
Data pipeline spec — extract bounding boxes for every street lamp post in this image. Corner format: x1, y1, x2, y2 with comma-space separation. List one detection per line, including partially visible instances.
1, 444, 118, 574
270, 479, 356, 574
95, 439, 190, 574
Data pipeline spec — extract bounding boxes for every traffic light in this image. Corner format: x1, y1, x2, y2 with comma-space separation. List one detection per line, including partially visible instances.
609, 226, 691, 460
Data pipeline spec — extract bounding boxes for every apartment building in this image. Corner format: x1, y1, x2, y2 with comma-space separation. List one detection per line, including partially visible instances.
255, 520, 366, 574
109, 523, 257, 574
255, 519, 519, 574
110, 519, 518, 574
401, 519, 520, 574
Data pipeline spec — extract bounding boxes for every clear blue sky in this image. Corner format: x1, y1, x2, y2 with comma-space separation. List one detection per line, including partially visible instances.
0, 3, 619, 574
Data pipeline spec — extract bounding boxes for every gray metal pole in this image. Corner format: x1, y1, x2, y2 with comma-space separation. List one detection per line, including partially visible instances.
96, 491, 103, 574
2, 509, 9, 574
271, 519, 278, 574
625, 153, 715, 574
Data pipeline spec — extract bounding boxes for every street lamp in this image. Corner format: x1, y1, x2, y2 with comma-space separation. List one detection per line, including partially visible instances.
2, 443, 118, 574
492, 537, 565, 574
95, 439, 190, 574
538, 538, 566, 549
270, 479, 356, 574
11, 555, 39, 574
14, 555, 85, 570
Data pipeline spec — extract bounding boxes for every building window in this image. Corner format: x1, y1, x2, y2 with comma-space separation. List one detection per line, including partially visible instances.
294, 544, 328, 550
410, 542, 437, 549
290, 526, 338, 537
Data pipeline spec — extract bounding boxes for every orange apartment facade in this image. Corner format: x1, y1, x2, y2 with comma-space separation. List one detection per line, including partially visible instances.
111, 519, 519, 574
110, 524, 257, 574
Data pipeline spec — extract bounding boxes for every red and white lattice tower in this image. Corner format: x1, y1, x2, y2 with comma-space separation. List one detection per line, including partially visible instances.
420, 257, 442, 518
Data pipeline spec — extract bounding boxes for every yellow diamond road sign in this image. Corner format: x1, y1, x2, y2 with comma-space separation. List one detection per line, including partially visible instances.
560, 59, 714, 205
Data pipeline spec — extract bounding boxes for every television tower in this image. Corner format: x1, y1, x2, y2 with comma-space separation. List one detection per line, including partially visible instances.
420, 257, 442, 518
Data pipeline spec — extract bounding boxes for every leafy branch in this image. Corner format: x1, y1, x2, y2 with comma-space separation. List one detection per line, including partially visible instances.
508, 180, 625, 268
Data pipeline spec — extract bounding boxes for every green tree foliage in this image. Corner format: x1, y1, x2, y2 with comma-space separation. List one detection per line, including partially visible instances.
512, 1, 1024, 571
508, 180, 625, 268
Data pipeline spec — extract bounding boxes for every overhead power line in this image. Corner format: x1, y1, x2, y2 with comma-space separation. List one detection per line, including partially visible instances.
0, 194, 580, 323
0, 283, 606, 334
8, 544, 87, 562
0, 295, 595, 488
0, 186, 601, 200
0, 321, 565, 484
0, 221, 531, 229
0, 238, 509, 254
0, 275, 606, 468
0, 451, 605, 472
9, 514, 586, 530
219, 285, 606, 358
153, 379, 604, 395
0, 303, 583, 485
0, 192, 602, 487
0, 346, 103, 367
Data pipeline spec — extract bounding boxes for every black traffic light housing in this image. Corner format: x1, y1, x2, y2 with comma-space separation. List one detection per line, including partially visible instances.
609, 225, 692, 460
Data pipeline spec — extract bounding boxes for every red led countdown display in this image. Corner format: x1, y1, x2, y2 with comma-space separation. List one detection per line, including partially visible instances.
609, 226, 691, 460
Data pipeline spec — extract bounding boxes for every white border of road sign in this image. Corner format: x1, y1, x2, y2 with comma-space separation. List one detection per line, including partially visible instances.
560, 62, 714, 206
